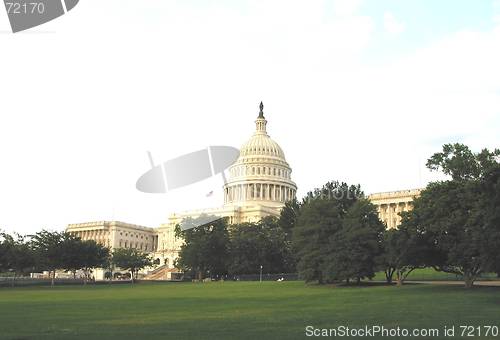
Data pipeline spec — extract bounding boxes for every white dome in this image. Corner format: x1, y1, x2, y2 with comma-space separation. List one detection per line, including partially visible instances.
223, 103, 296, 208
240, 133, 286, 159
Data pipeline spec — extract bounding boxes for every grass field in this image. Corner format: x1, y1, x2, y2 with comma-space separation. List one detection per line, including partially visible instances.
372, 268, 499, 281
0, 281, 499, 340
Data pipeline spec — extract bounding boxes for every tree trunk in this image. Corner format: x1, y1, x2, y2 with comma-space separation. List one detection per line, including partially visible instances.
464, 274, 474, 288
51, 270, 55, 287
131, 270, 134, 284
396, 271, 403, 286
356, 277, 361, 285
385, 270, 393, 284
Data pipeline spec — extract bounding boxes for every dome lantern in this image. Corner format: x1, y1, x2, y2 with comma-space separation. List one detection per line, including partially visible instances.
255, 101, 267, 134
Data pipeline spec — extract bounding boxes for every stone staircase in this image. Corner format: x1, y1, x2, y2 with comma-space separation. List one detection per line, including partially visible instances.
143, 265, 169, 280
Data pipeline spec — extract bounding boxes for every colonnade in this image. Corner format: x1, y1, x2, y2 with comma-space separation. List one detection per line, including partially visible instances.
224, 183, 296, 203
73, 229, 110, 246
375, 202, 411, 229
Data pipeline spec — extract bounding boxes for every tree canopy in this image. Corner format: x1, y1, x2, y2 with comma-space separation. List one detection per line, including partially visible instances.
111, 248, 152, 283
175, 215, 230, 280
411, 144, 500, 287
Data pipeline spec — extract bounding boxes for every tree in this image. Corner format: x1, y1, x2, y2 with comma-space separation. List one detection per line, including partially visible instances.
410, 181, 487, 287
324, 199, 385, 284
77, 240, 110, 284
175, 215, 229, 280
479, 164, 500, 277
112, 248, 152, 283
411, 144, 500, 288
103, 255, 116, 283
376, 218, 436, 286
31, 230, 66, 286
426, 143, 499, 181
0, 231, 12, 273
229, 216, 293, 275
60, 233, 87, 279
293, 181, 362, 283
6, 234, 36, 285
278, 198, 301, 242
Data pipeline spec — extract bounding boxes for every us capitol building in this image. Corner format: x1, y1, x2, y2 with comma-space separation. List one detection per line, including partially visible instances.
67, 103, 421, 279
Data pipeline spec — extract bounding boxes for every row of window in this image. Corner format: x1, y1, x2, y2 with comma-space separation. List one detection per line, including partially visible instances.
231, 165, 291, 179
118, 240, 151, 251
242, 146, 280, 156
118, 231, 150, 240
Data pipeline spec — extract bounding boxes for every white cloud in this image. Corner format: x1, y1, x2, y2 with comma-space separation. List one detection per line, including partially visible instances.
333, 0, 363, 17
383, 11, 405, 35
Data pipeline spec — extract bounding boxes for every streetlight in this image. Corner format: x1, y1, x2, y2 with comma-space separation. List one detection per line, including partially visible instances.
260, 265, 263, 283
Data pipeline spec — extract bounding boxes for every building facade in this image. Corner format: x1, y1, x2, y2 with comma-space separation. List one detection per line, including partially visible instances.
367, 189, 421, 229
66, 103, 422, 278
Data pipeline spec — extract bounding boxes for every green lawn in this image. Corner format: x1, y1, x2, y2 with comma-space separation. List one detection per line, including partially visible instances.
0, 282, 499, 340
372, 268, 499, 281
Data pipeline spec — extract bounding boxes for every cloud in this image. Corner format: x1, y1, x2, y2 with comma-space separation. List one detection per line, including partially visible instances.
383, 11, 405, 35
333, 0, 363, 17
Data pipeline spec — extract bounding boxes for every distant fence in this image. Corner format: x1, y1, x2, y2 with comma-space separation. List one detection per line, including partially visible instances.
0, 277, 135, 288
227, 273, 299, 281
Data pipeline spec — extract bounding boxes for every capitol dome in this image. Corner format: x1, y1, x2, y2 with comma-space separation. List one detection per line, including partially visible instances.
223, 102, 297, 208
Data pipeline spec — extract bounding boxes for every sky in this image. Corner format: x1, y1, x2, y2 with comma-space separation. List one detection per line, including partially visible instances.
0, 0, 499, 235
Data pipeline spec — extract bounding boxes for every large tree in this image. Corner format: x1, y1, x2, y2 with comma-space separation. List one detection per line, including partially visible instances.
62, 237, 109, 283
60, 233, 87, 278
0, 231, 12, 273
293, 181, 362, 283
426, 143, 500, 181
228, 216, 293, 275
112, 248, 152, 283
481, 165, 500, 276
413, 144, 500, 288
278, 198, 301, 242
175, 215, 230, 280
324, 199, 385, 284
31, 230, 66, 286
376, 218, 436, 285
0, 232, 36, 284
